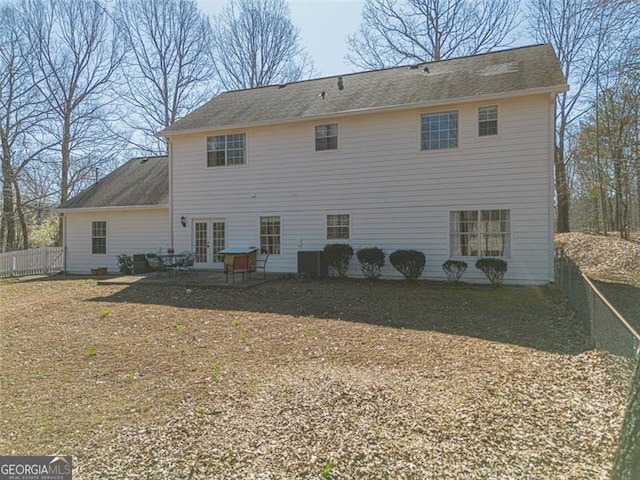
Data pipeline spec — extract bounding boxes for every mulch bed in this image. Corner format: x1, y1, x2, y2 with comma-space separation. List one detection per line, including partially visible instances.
0, 276, 632, 479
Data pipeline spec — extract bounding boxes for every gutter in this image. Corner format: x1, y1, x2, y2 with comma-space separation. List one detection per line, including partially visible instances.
56, 204, 169, 214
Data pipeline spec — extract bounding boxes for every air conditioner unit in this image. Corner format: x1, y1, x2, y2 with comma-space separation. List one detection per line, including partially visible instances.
297, 251, 328, 277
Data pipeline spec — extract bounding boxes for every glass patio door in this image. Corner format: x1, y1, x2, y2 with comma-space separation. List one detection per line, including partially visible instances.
193, 220, 225, 268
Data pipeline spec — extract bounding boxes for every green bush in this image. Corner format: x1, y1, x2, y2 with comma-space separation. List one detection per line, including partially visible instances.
356, 247, 385, 280
442, 260, 467, 283
323, 243, 354, 277
117, 254, 133, 274
389, 249, 425, 281
475, 258, 508, 286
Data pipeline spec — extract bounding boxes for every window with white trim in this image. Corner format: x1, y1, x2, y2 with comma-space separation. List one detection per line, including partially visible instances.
421, 111, 458, 150
478, 106, 498, 136
260, 216, 281, 254
327, 214, 349, 240
207, 133, 246, 167
450, 209, 510, 257
315, 124, 338, 151
91, 221, 107, 254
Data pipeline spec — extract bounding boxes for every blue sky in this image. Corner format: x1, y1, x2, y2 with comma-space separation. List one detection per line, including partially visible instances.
197, 0, 366, 77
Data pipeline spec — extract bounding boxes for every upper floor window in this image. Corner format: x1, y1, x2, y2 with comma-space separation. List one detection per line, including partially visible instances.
478, 106, 498, 136
327, 214, 349, 240
421, 111, 458, 150
260, 216, 281, 255
207, 133, 246, 167
315, 124, 338, 151
91, 221, 107, 254
450, 209, 510, 258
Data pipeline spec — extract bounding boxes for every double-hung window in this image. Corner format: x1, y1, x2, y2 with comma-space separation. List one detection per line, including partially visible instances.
315, 124, 338, 151
450, 209, 510, 257
327, 214, 349, 240
421, 111, 458, 150
260, 216, 281, 254
207, 133, 246, 167
91, 221, 107, 254
478, 106, 498, 136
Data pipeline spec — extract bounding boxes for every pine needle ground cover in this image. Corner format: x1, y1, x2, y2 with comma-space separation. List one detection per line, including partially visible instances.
0, 277, 631, 479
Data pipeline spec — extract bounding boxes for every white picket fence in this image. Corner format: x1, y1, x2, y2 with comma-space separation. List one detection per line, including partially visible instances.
0, 246, 65, 278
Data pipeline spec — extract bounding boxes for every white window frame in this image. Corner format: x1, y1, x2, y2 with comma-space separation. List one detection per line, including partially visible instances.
260, 216, 281, 255
449, 209, 510, 258
91, 220, 107, 255
478, 105, 498, 137
420, 111, 459, 151
315, 123, 338, 151
326, 214, 350, 240
206, 133, 246, 167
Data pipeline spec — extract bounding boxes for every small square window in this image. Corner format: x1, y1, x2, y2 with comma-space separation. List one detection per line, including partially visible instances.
327, 214, 349, 239
315, 124, 338, 151
478, 106, 498, 136
421, 112, 458, 150
207, 133, 246, 166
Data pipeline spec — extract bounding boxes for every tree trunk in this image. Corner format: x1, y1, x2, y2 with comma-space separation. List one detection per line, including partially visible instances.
611, 357, 640, 479
555, 145, 570, 232
1, 142, 16, 252
12, 178, 28, 249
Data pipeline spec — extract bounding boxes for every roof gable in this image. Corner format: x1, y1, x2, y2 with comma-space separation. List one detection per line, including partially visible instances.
160, 44, 567, 135
60, 156, 168, 209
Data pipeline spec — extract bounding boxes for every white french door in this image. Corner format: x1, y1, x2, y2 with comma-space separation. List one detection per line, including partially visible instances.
193, 219, 226, 268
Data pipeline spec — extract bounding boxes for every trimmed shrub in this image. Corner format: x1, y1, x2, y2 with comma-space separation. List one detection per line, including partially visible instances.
475, 258, 508, 286
389, 249, 426, 281
323, 243, 354, 277
442, 260, 467, 283
117, 254, 133, 274
356, 247, 385, 280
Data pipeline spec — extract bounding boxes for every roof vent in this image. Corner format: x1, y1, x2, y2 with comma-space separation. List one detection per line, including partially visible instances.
408, 64, 419, 70
423, 66, 430, 73
278, 84, 287, 89
337, 76, 344, 91
319, 90, 326, 99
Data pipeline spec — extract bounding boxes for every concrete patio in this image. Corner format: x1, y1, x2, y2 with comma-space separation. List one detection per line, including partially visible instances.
95, 269, 277, 288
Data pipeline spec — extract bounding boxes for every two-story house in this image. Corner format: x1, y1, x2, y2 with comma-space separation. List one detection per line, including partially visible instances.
59, 44, 568, 284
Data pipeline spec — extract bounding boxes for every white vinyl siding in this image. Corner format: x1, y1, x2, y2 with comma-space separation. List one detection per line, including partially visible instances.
170, 94, 555, 284
65, 209, 169, 274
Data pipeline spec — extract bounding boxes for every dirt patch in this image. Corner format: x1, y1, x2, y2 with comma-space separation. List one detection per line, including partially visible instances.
0, 277, 632, 479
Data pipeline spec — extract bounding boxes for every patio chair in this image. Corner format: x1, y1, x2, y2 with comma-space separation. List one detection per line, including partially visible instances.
145, 252, 166, 274
227, 255, 249, 284
177, 250, 195, 272
254, 252, 270, 279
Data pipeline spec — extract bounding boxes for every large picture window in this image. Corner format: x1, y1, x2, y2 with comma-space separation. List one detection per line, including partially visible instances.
450, 209, 510, 257
207, 133, 246, 167
315, 124, 338, 151
91, 221, 107, 254
327, 214, 350, 240
421, 111, 458, 150
260, 216, 281, 254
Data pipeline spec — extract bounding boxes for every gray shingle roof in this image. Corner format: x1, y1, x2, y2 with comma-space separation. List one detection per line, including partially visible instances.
59, 156, 168, 209
160, 44, 567, 135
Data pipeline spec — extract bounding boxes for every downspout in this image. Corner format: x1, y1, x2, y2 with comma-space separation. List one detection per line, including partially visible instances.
62, 213, 67, 272
549, 93, 557, 282
168, 137, 174, 250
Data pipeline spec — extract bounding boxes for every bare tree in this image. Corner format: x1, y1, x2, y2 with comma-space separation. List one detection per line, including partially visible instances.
347, 0, 521, 69
210, 0, 313, 90
528, 0, 639, 233
115, 0, 215, 154
0, 3, 52, 251
23, 0, 123, 244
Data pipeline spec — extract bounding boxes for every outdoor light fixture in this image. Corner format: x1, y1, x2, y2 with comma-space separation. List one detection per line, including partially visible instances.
180, 216, 186, 228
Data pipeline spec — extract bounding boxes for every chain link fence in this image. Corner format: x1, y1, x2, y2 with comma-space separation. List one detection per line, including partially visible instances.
555, 246, 640, 359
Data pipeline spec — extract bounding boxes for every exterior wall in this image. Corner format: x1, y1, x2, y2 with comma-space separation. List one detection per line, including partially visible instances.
170, 94, 555, 284
63, 208, 169, 274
